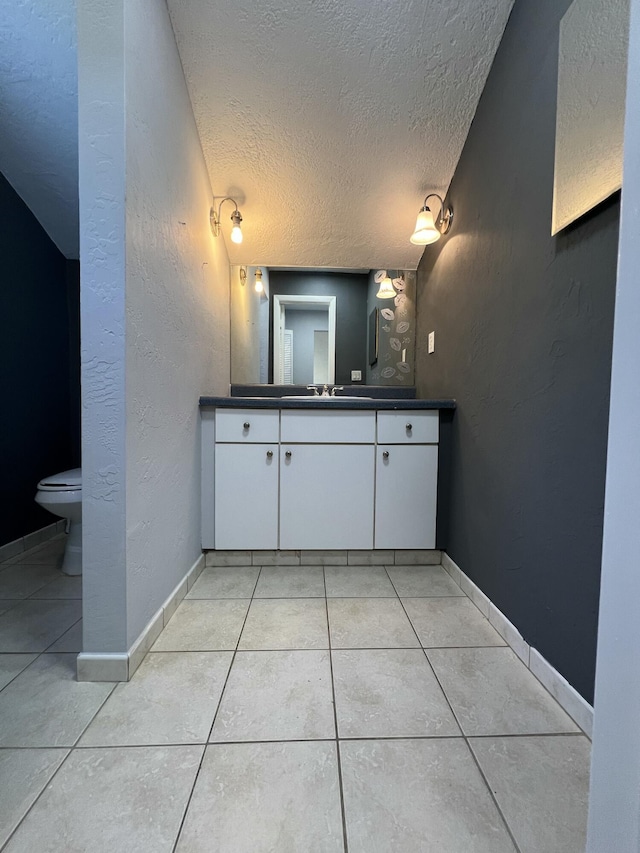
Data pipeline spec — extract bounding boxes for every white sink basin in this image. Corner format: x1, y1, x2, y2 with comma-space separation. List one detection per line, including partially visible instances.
282, 395, 372, 401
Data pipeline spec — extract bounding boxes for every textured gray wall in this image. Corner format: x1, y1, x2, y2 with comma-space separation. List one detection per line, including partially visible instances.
415, 0, 619, 703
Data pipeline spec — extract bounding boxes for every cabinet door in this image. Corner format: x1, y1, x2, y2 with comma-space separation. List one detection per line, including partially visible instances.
375, 445, 438, 549
280, 445, 375, 550
215, 444, 278, 550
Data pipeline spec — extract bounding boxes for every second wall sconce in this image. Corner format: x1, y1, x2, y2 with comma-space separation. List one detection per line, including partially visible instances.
211, 197, 243, 244
374, 270, 396, 299
410, 193, 453, 245
254, 269, 264, 293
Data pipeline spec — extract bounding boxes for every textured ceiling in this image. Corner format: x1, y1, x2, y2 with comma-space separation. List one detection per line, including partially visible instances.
168, 0, 514, 269
0, 1, 513, 266
0, 0, 78, 258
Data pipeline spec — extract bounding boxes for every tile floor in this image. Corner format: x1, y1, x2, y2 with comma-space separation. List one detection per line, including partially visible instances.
0, 537, 591, 852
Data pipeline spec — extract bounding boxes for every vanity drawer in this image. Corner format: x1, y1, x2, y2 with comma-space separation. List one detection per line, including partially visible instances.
215, 409, 280, 443
376, 411, 439, 444
281, 410, 376, 443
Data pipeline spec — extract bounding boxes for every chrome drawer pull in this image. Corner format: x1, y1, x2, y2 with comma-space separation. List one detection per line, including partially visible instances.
266, 450, 273, 459
383, 451, 389, 459
285, 450, 292, 459
406, 423, 412, 431
243, 422, 250, 429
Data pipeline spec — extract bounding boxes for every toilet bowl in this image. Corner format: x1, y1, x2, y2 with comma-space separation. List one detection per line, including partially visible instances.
35, 468, 82, 576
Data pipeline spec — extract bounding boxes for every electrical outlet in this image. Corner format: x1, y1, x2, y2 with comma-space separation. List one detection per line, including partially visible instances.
428, 331, 435, 354
351, 370, 362, 381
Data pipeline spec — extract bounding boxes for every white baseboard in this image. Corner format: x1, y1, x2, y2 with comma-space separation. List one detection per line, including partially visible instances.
441, 552, 594, 738
77, 553, 205, 682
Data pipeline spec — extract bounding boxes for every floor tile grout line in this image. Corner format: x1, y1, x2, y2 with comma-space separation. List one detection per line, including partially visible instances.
0, 602, 84, 697
388, 568, 524, 852
466, 739, 524, 853
396, 582, 524, 853
323, 567, 350, 853
0, 679, 118, 853
0, 730, 589, 753
0, 746, 72, 853
170, 574, 259, 853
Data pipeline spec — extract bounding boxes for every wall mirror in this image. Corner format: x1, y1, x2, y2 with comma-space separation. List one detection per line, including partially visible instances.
229, 267, 417, 388
552, 0, 630, 234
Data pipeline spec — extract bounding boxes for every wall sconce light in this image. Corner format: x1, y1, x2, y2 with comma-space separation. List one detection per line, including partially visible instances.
239, 266, 247, 285
210, 197, 243, 244
410, 193, 453, 245
375, 270, 396, 299
254, 268, 264, 293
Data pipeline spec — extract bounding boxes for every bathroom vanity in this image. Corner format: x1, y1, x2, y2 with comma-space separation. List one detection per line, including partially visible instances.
200, 396, 455, 552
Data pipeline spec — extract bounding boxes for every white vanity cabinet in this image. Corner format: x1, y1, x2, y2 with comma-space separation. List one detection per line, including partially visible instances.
375, 412, 439, 549
212, 409, 279, 550
202, 404, 441, 551
279, 411, 376, 549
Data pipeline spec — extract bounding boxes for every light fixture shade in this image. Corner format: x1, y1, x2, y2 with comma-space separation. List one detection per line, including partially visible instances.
410, 206, 440, 245
376, 275, 396, 299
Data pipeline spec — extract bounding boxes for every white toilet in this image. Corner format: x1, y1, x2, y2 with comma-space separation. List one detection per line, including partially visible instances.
35, 468, 82, 576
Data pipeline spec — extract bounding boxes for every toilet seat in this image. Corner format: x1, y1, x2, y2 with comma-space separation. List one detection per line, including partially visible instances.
37, 468, 82, 492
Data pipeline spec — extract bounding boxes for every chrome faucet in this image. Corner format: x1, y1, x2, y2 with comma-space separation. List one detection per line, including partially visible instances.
330, 386, 345, 396
306, 385, 321, 396
321, 384, 331, 396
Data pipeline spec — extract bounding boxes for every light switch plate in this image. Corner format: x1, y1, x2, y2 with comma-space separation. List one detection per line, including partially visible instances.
351, 370, 362, 381
428, 331, 435, 354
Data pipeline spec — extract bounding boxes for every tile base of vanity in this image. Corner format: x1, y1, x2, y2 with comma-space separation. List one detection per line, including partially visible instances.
77, 553, 205, 682
441, 552, 594, 738
204, 549, 442, 567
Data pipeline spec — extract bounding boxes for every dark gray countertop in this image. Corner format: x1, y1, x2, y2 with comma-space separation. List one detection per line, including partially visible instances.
199, 396, 456, 410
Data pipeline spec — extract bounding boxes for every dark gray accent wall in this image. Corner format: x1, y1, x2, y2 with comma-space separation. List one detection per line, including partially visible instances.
415, 0, 619, 703
268, 271, 369, 385
0, 173, 81, 546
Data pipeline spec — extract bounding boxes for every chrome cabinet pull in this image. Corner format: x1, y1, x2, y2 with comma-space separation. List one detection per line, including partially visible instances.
406, 423, 412, 431
285, 450, 292, 459
266, 450, 273, 459
243, 422, 250, 429
382, 451, 389, 459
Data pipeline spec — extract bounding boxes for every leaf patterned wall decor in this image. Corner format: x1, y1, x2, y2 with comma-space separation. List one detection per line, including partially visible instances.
366, 269, 416, 386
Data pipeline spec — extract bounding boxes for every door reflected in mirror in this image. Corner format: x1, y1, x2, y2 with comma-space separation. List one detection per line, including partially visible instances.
273, 294, 336, 384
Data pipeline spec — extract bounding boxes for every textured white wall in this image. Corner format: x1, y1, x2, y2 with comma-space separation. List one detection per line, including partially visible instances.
124, 0, 230, 647
78, 0, 128, 651
230, 266, 260, 384
0, 0, 79, 258
553, 0, 629, 233
78, 0, 230, 653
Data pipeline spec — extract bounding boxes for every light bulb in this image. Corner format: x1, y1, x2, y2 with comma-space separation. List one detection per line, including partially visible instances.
254, 268, 264, 293
230, 209, 243, 244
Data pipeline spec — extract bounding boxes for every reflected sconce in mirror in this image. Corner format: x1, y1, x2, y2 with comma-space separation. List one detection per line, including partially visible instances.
375, 270, 396, 299
410, 193, 453, 245
254, 268, 264, 293
210, 197, 243, 244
